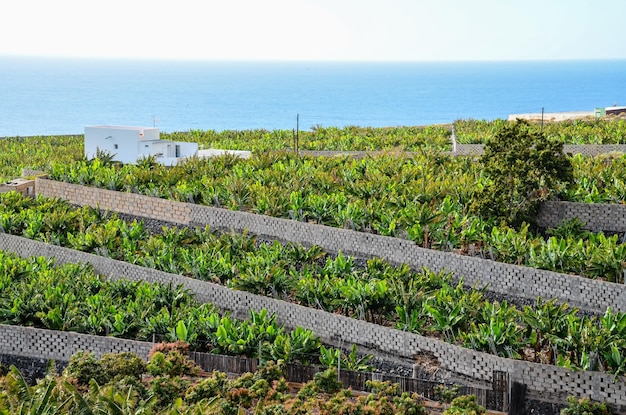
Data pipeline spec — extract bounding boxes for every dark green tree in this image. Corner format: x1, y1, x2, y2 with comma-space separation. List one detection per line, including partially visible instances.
470, 120, 573, 228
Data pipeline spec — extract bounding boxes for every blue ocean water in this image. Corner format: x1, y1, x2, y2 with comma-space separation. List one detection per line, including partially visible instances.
1, 57, 625, 137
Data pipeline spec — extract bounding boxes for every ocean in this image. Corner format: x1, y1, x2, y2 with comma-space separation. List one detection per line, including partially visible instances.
1, 57, 625, 137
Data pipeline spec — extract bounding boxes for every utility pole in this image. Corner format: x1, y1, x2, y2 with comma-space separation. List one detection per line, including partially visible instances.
296, 114, 300, 156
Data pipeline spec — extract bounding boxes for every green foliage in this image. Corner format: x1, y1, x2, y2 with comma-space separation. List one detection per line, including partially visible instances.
262, 327, 321, 365
149, 375, 191, 409
435, 384, 461, 403
394, 391, 428, 415
100, 351, 147, 381
455, 118, 626, 145
546, 218, 592, 240
0, 134, 83, 184
443, 395, 486, 415
319, 344, 374, 372
312, 367, 343, 394
185, 371, 228, 403
147, 342, 199, 377
255, 360, 287, 384
63, 351, 108, 387
561, 396, 614, 415
471, 120, 574, 227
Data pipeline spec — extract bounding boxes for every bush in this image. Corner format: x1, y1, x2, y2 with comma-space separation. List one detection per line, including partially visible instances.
146, 342, 199, 377
312, 367, 343, 394
435, 384, 461, 403
470, 120, 573, 228
395, 391, 427, 415
443, 395, 486, 415
256, 360, 287, 383
100, 351, 146, 380
63, 350, 108, 386
149, 375, 190, 409
185, 370, 228, 403
561, 396, 614, 415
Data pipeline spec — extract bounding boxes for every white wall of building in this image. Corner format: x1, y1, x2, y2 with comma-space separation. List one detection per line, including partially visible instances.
84, 126, 196, 165
85, 126, 159, 164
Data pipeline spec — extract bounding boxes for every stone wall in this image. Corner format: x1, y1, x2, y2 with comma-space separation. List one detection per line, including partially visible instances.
0, 354, 68, 385
35, 179, 626, 314
450, 143, 626, 157
537, 200, 626, 233
0, 323, 152, 362
0, 234, 624, 409
36, 178, 191, 225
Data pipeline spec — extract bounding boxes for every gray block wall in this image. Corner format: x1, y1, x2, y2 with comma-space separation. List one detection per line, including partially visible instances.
0, 324, 152, 362
35, 179, 626, 314
451, 144, 626, 157
0, 233, 624, 407
537, 200, 626, 233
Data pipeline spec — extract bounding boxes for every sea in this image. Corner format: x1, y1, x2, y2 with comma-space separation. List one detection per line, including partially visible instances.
1, 57, 625, 137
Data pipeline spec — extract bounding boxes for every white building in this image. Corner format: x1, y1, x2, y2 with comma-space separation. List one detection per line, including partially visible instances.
84, 126, 198, 166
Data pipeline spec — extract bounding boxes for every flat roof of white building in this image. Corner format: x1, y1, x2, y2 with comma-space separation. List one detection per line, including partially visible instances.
85, 125, 158, 131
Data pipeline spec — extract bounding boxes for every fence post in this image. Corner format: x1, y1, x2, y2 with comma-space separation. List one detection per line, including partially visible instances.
491, 370, 509, 412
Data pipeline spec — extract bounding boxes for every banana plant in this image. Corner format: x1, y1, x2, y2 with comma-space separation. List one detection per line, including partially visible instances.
603, 345, 626, 380
261, 327, 321, 364
0, 366, 70, 415
521, 297, 578, 363
319, 344, 374, 372
462, 301, 523, 359
395, 305, 428, 335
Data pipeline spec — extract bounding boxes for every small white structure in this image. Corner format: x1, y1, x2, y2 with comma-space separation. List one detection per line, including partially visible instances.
84, 126, 198, 166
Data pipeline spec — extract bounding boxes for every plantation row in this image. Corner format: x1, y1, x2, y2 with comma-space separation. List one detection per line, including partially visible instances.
454, 118, 626, 145
164, 124, 453, 152
0, 135, 82, 183
47, 153, 626, 282
1, 346, 468, 415
0, 249, 385, 373
165, 118, 626, 148
3, 118, 626, 182
2, 193, 626, 377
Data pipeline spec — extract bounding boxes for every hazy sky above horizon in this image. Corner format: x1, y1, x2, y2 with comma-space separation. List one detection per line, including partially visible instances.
2, 0, 624, 61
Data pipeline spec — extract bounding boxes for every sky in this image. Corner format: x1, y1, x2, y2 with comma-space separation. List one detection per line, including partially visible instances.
1, 0, 624, 61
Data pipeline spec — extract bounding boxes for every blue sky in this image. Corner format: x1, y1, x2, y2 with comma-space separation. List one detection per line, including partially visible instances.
2, 0, 624, 61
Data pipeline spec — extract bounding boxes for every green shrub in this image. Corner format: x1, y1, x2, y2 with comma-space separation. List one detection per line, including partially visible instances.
63, 350, 108, 386
149, 375, 190, 409
443, 395, 486, 415
256, 360, 287, 383
256, 403, 289, 415
470, 120, 573, 228
435, 384, 461, 403
185, 370, 228, 403
395, 391, 427, 415
146, 342, 199, 377
100, 351, 146, 380
313, 367, 342, 394
561, 396, 614, 415
296, 382, 317, 400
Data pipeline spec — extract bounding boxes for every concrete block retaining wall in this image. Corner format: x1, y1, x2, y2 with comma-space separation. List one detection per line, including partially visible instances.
537, 200, 626, 233
35, 179, 626, 314
0, 323, 152, 362
36, 178, 192, 226
0, 233, 624, 408
451, 144, 626, 157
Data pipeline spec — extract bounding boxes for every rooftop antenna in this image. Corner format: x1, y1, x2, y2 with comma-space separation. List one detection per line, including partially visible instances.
153, 116, 159, 127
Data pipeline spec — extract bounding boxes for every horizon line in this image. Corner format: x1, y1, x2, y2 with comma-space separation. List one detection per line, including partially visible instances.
2, 54, 626, 64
